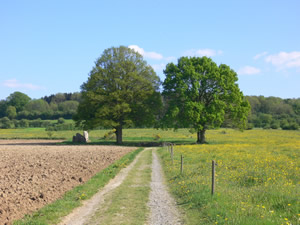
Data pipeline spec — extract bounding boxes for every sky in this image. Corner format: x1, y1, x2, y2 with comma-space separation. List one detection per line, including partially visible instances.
0, 0, 300, 100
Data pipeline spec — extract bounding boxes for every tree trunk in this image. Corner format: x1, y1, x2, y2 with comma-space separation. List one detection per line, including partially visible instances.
197, 129, 206, 144
115, 126, 123, 144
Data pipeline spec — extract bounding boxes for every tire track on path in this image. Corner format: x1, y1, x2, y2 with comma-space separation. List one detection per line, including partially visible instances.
58, 148, 183, 225
58, 149, 144, 225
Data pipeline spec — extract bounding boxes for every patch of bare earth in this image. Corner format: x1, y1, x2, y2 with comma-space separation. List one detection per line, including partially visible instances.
0, 140, 135, 225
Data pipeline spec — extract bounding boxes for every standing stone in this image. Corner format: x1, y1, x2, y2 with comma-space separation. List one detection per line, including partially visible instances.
83, 131, 89, 142
72, 133, 87, 143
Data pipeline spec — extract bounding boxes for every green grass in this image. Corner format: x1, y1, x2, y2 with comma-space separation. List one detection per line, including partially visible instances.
13, 148, 143, 225
1, 127, 299, 146
0, 127, 198, 144
5, 128, 300, 224
157, 129, 300, 225
88, 149, 152, 225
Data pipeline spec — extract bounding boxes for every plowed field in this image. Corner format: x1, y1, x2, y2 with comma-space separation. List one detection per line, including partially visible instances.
0, 140, 135, 224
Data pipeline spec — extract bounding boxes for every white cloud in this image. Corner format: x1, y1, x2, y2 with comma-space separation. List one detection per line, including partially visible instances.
238, 66, 261, 75
128, 45, 163, 60
184, 48, 223, 57
254, 51, 268, 60
265, 51, 300, 69
3, 79, 43, 90
128, 45, 144, 55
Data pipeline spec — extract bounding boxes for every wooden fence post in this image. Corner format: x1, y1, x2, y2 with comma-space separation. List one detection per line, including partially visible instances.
180, 155, 183, 174
212, 160, 215, 195
171, 144, 174, 164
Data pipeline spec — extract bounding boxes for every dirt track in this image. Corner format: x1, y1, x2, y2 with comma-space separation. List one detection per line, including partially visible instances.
59, 148, 183, 225
0, 140, 135, 224
58, 148, 144, 225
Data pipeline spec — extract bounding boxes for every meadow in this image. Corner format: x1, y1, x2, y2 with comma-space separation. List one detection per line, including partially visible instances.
1, 127, 299, 224
158, 129, 300, 225
0, 127, 196, 144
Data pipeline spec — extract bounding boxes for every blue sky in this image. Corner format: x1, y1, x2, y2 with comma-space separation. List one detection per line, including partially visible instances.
1, 0, 299, 100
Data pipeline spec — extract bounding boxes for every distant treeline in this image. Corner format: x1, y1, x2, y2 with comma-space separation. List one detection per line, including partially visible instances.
0, 92, 81, 129
0, 92, 299, 130
0, 92, 81, 120
245, 96, 300, 130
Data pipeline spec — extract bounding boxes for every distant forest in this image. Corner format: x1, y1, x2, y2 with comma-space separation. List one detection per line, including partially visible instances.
245, 96, 300, 130
0, 91, 299, 130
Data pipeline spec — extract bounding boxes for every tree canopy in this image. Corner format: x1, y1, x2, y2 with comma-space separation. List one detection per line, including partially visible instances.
74, 46, 162, 144
25, 99, 50, 114
6, 91, 31, 112
162, 56, 250, 143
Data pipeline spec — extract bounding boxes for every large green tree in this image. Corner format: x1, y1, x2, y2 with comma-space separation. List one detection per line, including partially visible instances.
162, 56, 250, 144
74, 46, 162, 144
6, 91, 31, 112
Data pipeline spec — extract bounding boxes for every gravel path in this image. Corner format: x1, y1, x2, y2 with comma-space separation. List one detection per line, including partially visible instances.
58, 148, 183, 225
148, 150, 183, 225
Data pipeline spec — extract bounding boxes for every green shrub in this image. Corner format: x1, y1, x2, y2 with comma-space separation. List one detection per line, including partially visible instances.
270, 121, 280, 129
263, 124, 271, 129
0, 117, 14, 129
153, 133, 161, 140
29, 118, 43, 127
246, 123, 254, 130
47, 131, 54, 138
104, 130, 116, 140
58, 117, 65, 124
19, 119, 29, 128
46, 122, 75, 131
42, 121, 51, 127
282, 122, 299, 130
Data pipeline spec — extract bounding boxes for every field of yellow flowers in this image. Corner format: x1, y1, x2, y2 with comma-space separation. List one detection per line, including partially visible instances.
158, 129, 300, 225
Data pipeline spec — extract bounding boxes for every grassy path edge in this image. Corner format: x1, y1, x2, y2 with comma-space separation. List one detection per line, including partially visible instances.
13, 148, 143, 225
87, 148, 152, 225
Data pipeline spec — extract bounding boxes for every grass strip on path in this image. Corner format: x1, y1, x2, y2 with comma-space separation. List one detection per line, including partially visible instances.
87, 148, 153, 225
13, 148, 143, 225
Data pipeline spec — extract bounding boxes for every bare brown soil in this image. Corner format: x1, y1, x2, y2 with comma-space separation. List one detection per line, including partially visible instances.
0, 140, 135, 225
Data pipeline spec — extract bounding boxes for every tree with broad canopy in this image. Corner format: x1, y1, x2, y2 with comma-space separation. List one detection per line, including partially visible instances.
74, 46, 162, 144
6, 91, 31, 112
162, 56, 250, 144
